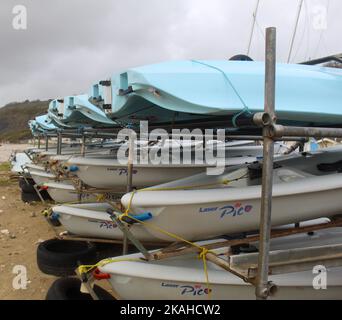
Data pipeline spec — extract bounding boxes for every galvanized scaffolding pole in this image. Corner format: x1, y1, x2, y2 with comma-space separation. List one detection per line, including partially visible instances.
122, 130, 136, 255
45, 135, 49, 151
37, 134, 41, 149
57, 131, 62, 155
80, 134, 86, 157
255, 27, 276, 300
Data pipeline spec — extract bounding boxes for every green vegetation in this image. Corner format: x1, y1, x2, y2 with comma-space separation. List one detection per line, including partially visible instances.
0, 162, 10, 172
0, 99, 50, 143
0, 162, 11, 186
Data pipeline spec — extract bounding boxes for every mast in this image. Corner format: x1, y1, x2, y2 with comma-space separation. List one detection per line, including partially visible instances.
247, 0, 260, 56
287, 0, 304, 63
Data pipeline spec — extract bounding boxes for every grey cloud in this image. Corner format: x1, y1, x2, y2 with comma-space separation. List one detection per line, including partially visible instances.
0, 0, 340, 106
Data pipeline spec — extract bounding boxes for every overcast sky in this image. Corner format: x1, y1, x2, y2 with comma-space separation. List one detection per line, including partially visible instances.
0, 0, 340, 107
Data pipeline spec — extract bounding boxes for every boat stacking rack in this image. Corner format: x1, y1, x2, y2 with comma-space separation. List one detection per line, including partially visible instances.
33, 29, 342, 300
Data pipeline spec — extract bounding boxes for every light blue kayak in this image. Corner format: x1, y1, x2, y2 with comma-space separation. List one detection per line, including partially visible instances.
100, 60, 342, 126
49, 95, 117, 127
29, 114, 57, 134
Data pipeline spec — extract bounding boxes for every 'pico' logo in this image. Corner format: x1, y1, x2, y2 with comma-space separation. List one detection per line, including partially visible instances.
99, 221, 117, 229
180, 284, 211, 296
219, 202, 253, 218
161, 283, 211, 296
199, 202, 253, 218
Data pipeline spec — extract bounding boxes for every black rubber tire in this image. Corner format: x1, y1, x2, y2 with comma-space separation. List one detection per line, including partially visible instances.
21, 190, 41, 203
37, 239, 98, 277
19, 177, 36, 193
45, 278, 115, 300
229, 54, 253, 61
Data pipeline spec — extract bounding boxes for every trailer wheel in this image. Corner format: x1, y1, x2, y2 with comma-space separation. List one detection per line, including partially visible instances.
19, 177, 36, 193
21, 191, 41, 203
46, 278, 115, 300
37, 239, 98, 277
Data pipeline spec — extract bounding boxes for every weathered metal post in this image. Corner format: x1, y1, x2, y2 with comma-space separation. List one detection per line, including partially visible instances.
37, 134, 41, 149
77, 133, 87, 202
57, 131, 62, 155
127, 131, 135, 193
81, 133, 86, 157
45, 135, 49, 151
255, 27, 276, 300
122, 130, 136, 255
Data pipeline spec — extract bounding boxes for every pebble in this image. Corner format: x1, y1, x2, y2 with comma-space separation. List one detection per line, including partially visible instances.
0, 210, 3, 213
1, 196, 5, 200
35, 239, 44, 244
0, 229, 10, 235
9, 234, 16, 239
30, 212, 36, 217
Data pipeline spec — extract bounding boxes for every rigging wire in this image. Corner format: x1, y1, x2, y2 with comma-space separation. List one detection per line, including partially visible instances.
287, 0, 305, 63
247, 0, 261, 56
292, 0, 308, 62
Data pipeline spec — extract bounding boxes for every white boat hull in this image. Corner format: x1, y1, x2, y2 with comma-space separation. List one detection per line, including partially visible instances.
100, 229, 342, 300
45, 182, 96, 203
107, 273, 342, 300
52, 203, 159, 241
74, 164, 207, 189
121, 148, 342, 241
29, 170, 56, 186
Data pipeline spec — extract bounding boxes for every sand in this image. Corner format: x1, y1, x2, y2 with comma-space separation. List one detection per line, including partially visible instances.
0, 176, 56, 299
0, 144, 32, 162
0, 150, 114, 299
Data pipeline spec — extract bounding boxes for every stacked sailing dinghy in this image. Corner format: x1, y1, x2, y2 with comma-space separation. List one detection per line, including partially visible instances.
20, 57, 342, 300
120, 146, 342, 241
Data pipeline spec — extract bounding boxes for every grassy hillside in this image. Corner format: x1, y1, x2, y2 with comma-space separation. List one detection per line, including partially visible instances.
0, 100, 49, 142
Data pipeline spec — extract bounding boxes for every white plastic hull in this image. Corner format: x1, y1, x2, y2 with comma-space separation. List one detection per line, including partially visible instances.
30, 172, 56, 186
101, 229, 342, 300
46, 184, 96, 203
10, 152, 32, 174
74, 164, 207, 189
121, 147, 342, 241
122, 175, 342, 241
107, 274, 342, 300
52, 203, 160, 241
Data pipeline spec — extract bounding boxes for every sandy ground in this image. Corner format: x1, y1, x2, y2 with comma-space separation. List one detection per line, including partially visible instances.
0, 143, 115, 299
0, 172, 56, 299
0, 144, 32, 162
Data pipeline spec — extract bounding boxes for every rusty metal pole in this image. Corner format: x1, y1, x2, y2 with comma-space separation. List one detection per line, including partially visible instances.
255, 27, 276, 300
45, 135, 49, 151
37, 134, 41, 149
81, 134, 86, 157
122, 130, 135, 255
57, 132, 62, 155
78, 134, 86, 202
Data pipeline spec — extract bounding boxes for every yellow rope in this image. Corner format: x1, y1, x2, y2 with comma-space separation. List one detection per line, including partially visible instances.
78, 257, 142, 275
78, 173, 249, 299
139, 179, 231, 192
199, 248, 212, 300
117, 209, 213, 299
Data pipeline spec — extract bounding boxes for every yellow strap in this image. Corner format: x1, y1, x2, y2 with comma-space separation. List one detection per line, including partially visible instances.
78, 257, 142, 275
78, 173, 249, 299
139, 179, 231, 192
199, 248, 212, 300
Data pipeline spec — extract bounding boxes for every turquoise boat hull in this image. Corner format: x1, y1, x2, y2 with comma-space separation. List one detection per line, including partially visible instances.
101, 60, 342, 126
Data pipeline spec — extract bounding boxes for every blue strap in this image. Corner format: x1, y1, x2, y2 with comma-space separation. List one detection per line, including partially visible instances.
191, 60, 251, 128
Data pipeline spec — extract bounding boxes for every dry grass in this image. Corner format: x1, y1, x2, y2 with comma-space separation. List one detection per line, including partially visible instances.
0, 162, 11, 186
